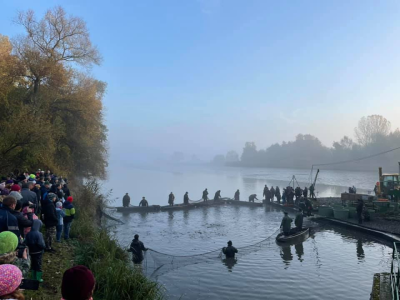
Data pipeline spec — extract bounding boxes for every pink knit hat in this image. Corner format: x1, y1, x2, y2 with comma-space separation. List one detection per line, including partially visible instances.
0, 264, 22, 296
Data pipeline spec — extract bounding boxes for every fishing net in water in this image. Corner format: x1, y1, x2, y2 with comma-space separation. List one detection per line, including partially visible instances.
142, 228, 280, 279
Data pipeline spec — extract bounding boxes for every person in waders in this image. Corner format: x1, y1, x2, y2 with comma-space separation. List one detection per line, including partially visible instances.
202, 189, 209, 202
249, 194, 258, 202
280, 212, 292, 236
168, 192, 175, 206
357, 199, 364, 224
295, 209, 303, 232
122, 193, 130, 207
234, 189, 240, 201
184, 192, 189, 205
222, 240, 238, 259
128, 234, 148, 263
139, 197, 148, 207
214, 190, 221, 201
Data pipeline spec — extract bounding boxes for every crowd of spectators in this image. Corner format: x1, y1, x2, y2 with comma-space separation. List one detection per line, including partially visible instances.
0, 171, 95, 300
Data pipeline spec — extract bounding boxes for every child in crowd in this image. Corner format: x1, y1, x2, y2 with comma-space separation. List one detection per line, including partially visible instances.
56, 202, 66, 242
0, 264, 24, 300
25, 220, 46, 282
61, 265, 95, 300
63, 197, 75, 240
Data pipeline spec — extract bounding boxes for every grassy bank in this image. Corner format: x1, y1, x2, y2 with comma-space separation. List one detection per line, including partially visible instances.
27, 179, 163, 300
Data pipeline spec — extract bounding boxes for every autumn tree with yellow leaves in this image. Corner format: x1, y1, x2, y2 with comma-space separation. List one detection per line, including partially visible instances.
0, 6, 107, 178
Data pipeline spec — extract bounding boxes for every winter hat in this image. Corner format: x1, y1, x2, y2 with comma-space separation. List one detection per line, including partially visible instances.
67, 196, 73, 203
0, 232, 18, 255
47, 193, 56, 201
29, 174, 35, 179
56, 202, 63, 208
61, 265, 95, 300
0, 264, 22, 296
44, 181, 50, 185
5, 180, 13, 185
10, 185, 20, 192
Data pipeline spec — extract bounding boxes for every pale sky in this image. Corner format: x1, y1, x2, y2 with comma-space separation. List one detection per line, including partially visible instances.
1, 0, 400, 162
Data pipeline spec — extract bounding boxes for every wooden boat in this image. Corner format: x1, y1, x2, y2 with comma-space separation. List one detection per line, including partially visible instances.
276, 227, 310, 243
116, 205, 160, 213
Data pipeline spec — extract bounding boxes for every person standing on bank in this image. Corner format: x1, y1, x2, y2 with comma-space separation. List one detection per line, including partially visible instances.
202, 189, 209, 202
222, 240, 238, 259
42, 193, 58, 252
128, 234, 148, 263
122, 193, 130, 207
63, 196, 75, 241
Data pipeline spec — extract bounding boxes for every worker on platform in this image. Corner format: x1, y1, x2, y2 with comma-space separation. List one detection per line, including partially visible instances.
295, 209, 304, 231
303, 187, 308, 198
282, 188, 286, 204
234, 189, 240, 201
184, 192, 189, 205
168, 192, 175, 206
139, 197, 148, 207
263, 185, 270, 202
214, 190, 221, 201
128, 234, 148, 264
309, 184, 316, 199
122, 193, 130, 207
304, 197, 312, 216
356, 199, 364, 224
295, 187, 302, 201
280, 212, 293, 236
222, 240, 238, 259
249, 194, 258, 202
275, 186, 281, 203
202, 189, 209, 202
270, 186, 275, 202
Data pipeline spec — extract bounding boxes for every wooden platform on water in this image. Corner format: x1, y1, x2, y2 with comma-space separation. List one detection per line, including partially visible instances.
115, 199, 263, 213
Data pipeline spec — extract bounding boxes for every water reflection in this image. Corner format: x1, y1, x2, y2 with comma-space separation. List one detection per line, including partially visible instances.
183, 209, 189, 224
139, 212, 148, 221
357, 239, 365, 261
280, 245, 293, 267
295, 242, 304, 262
168, 210, 174, 224
222, 258, 237, 272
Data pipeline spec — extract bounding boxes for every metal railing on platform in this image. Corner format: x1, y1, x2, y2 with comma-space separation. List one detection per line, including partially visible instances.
391, 242, 400, 300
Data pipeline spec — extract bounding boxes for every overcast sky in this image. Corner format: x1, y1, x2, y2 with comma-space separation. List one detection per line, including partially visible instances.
1, 0, 400, 163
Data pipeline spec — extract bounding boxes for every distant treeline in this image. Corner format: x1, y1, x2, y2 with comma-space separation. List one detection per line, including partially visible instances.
0, 7, 107, 178
215, 115, 400, 172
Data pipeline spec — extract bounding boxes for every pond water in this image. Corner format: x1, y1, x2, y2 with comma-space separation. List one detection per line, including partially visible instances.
110, 205, 392, 300
106, 165, 388, 299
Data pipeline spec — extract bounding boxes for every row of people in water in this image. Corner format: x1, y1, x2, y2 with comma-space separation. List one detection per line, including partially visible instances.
122, 184, 317, 208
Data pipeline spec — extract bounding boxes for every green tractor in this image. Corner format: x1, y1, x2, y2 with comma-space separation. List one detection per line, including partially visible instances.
376, 164, 400, 200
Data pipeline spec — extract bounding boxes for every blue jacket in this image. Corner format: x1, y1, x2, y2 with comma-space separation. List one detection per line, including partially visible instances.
25, 220, 46, 254
0, 206, 19, 237
56, 208, 66, 226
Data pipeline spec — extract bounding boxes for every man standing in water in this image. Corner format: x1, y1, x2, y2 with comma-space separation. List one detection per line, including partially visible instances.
214, 190, 221, 201
234, 189, 240, 201
128, 234, 148, 263
295, 209, 304, 231
222, 241, 238, 259
356, 199, 364, 224
280, 212, 293, 236
168, 192, 175, 206
122, 193, 130, 207
202, 188, 209, 202
184, 192, 189, 205
139, 197, 148, 207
